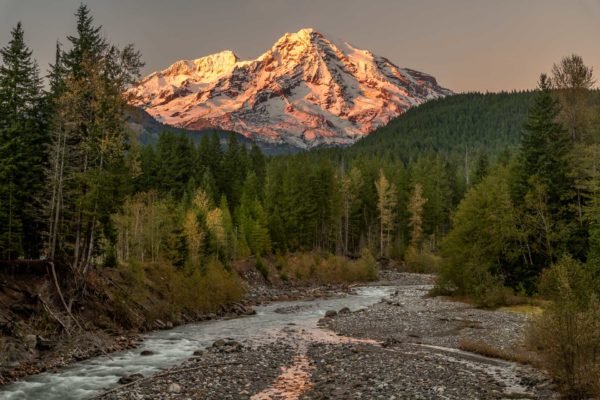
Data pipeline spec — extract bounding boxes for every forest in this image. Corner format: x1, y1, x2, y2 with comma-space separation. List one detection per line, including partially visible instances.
1, 5, 600, 398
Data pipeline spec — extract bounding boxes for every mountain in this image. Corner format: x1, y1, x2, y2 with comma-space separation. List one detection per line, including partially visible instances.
128, 28, 452, 148
126, 106, 300, 155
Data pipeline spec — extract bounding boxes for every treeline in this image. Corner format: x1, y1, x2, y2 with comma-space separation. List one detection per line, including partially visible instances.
131, 131, 470, 264
438, 59, 600, 300
0, 5, 143, 269
3, 4, 593, 277
436, 58, 600, 397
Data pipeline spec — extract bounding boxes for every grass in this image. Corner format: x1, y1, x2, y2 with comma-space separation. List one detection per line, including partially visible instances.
498, 304, 545, 315
458, 338, 538, 366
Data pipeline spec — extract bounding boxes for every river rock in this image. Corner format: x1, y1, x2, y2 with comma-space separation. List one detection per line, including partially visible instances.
118, 373, 143, 384
140, 350, 155, 356
325, 310, 338, 318
339, 307, 351, 315
211, 339, 242, 353
168, 382, 181, 393
23, 334, 37, 351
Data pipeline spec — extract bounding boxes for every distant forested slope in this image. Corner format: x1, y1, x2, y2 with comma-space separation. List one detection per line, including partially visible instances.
347, 91, 537, 160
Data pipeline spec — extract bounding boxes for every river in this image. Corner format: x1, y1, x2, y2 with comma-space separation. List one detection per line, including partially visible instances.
0, 286, 394, 400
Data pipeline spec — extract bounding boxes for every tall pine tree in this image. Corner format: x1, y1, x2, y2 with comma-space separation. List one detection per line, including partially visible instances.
511, 74, 580, 281
0, 22, 47, 259
512, 74, 573, 212
45, 5, 143, 270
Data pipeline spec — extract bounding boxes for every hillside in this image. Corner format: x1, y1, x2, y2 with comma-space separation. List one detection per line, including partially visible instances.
347, 91, 538, 160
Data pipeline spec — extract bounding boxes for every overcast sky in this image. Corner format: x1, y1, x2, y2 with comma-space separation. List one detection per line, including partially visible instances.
1, 0, 598, 93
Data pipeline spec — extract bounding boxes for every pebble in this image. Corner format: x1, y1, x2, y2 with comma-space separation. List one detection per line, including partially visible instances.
167, 383, 181, 393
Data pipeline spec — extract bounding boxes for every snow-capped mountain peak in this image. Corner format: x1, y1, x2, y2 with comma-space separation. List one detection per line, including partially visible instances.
128, 28, 452, 148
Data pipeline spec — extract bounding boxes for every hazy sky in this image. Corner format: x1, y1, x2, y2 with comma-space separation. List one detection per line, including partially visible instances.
0, 0, 598, 93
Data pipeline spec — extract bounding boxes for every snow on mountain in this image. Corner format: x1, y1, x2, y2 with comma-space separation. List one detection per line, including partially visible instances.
128, 28, 452, 148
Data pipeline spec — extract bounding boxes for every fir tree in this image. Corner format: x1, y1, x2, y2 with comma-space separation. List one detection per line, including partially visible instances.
250, 143, 266, 190
0, 22, 47, 258
513, 74, 573, 213
45, 5, 143, 270
64, 4, 107, 77
472, 153, 489, 185
48, 42, 66, 102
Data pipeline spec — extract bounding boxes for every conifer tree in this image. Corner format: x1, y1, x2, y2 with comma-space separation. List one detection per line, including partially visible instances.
45, 5, 143, 270
222, 133, 247, 209
63, 5, 107, 77
340, 166, 363, 255
512, 74, 573, 214
0, 22, 46, 258
511, 74, 580, 279
237, 173, 270, 255
47, 42, 66, 103
249, 143, 266, 191
472, 153, 489, 185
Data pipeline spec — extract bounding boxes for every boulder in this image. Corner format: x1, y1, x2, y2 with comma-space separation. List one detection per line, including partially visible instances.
140, 350, 155, 356
211, 339, 242, 353
118, 373, 144, 384
324, 310, 338, 318
338, 307, 351, 315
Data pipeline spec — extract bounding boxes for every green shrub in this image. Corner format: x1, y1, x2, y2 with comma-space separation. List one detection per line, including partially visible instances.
255, 256, 269, 280
528, 256, 600, 399
275, 253, 286, 271
114, 257, 244, 324
279, 271, 288, 281
353, 247, 379, 281
275, 250, 378, 285
403, 247, 441, 273
436, 166, 522, 295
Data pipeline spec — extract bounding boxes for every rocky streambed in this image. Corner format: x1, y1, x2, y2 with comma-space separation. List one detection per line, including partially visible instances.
92, 274, 558, 400
0, 282, 391, 399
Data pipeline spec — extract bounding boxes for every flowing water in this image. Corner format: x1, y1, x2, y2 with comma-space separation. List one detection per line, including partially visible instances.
0, 286, 394, 400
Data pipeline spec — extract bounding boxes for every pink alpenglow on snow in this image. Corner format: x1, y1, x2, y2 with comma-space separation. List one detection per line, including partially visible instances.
128, 28, 452, 148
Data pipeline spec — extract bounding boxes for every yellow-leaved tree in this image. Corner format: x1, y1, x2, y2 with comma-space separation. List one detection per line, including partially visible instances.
375, 169, 397, 257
